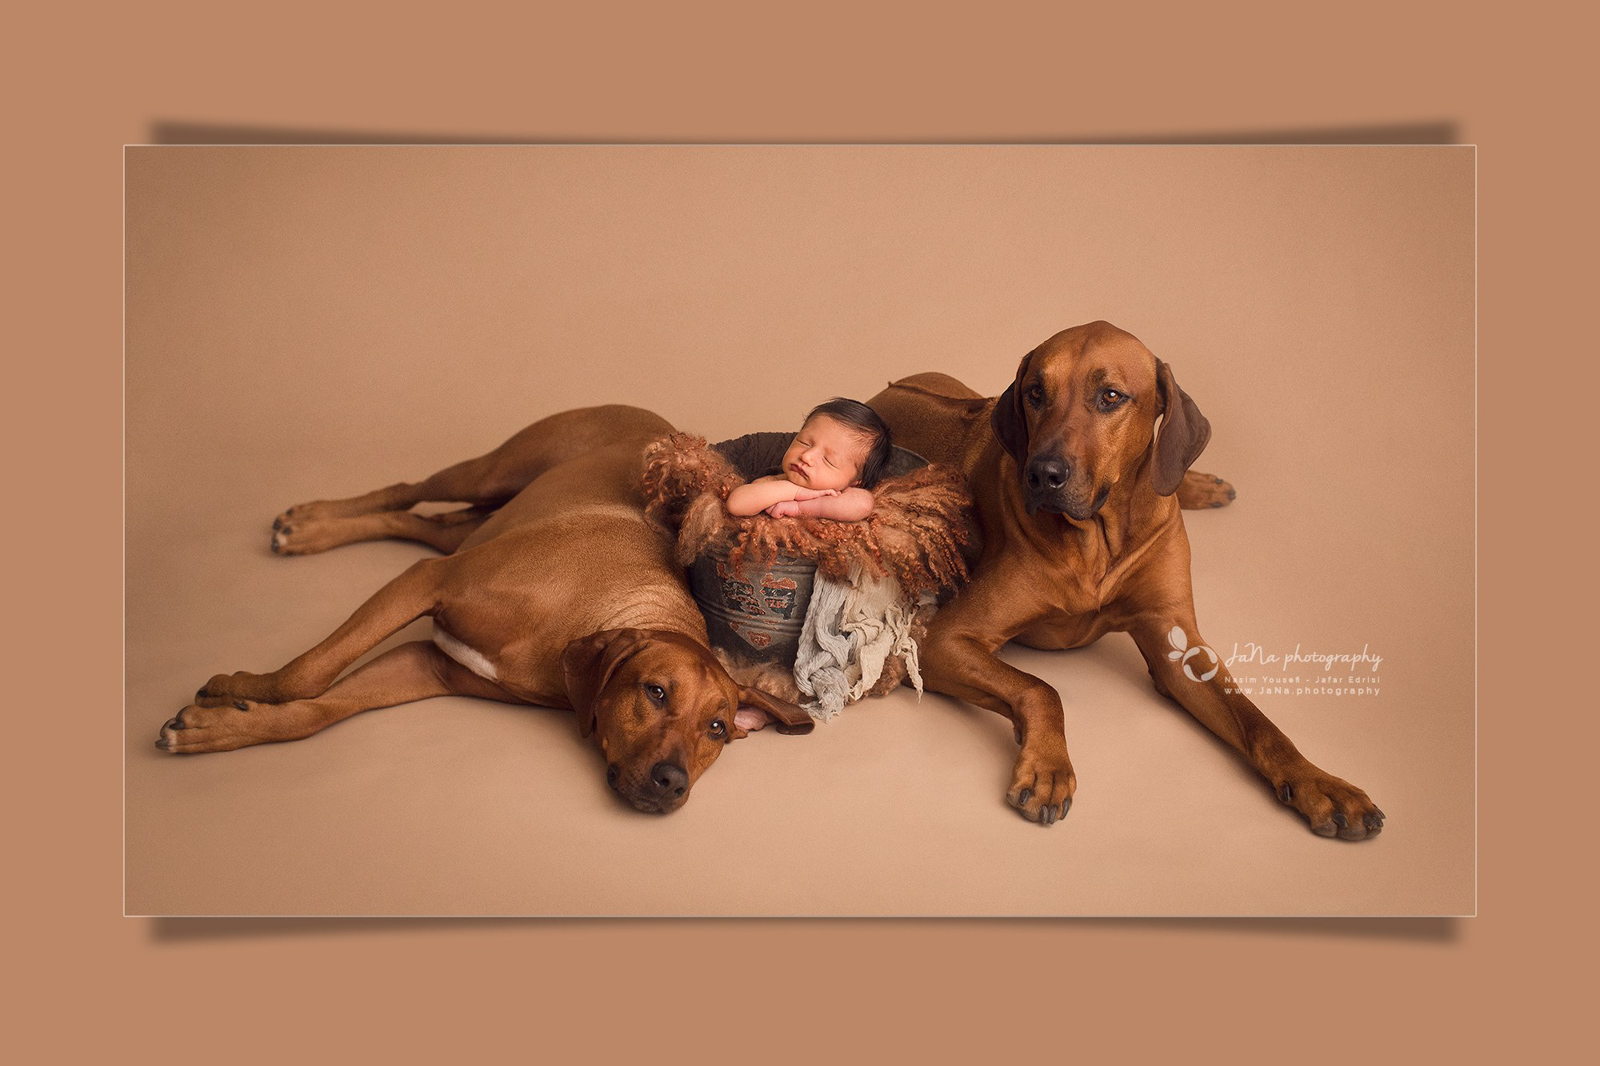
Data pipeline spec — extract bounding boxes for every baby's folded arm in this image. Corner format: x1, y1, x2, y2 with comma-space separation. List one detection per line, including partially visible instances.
790, 488, 874, 521
726, 478, 801, 516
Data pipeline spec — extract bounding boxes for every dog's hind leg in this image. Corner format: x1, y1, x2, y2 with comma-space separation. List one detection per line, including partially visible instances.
160, 640, 520, 753
273, 405, 676, 529
194, 557, 447, 704
272, 505, 494, 556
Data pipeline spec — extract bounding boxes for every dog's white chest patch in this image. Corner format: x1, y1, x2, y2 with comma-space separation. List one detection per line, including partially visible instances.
432, 628, 499, 681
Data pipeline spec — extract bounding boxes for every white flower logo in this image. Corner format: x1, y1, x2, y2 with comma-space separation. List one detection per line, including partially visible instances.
1167, 625, 1219, 682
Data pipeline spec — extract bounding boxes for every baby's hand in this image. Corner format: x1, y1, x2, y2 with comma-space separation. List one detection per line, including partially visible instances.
792, 488, 840, 501
766, 501, 801, 517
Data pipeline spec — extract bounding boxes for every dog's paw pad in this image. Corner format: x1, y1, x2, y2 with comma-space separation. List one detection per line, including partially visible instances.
1005, 750, 1076, 826
1286, 770, 1384, 841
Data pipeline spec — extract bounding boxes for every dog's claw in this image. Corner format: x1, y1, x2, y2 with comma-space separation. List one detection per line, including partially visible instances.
1006, 748, 1075, 826
1326, 804, 1369, 840
1281, 768, 1382, 840
233, 699, 249, 712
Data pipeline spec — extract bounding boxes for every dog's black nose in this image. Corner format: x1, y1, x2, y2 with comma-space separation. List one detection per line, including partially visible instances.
1026, 457, 1069, 492
649, 761, 688, 798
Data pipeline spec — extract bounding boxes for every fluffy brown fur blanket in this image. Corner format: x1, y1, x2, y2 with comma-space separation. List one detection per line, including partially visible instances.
640, 433, 973, 596
639, 432, 973, 706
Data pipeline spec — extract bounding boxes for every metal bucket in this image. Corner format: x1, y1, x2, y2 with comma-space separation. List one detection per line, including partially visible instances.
689, 433, 928, 667
690, 549, 816, 666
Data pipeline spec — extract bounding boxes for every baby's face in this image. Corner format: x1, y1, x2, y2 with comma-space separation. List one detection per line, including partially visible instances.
780, 415, 870, 492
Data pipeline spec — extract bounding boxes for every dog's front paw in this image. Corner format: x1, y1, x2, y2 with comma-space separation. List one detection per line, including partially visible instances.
270, 516, 345, 555
158, 696, 319, 753
1006, 743, 1076, 825
196, 670, 281, 703
272, 499, 351, 527
157, 700, 266, 753
1277, 767, 1384, 840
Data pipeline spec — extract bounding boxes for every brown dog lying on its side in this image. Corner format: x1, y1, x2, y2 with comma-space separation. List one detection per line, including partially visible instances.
156, 406, 813, 814
870, 321, 1384, 838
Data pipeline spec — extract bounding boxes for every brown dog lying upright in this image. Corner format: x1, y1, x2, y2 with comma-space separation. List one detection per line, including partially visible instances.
870, 322, 1383, 838
156, 405, 812, 813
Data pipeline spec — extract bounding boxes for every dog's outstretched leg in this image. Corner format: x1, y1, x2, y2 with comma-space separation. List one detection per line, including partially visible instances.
272, 405, 675, 532
915, 586, 1078, 825
1130, 615, 1384, 840
273, 505, 493, 555
194, 557, 446, 704
160, 640, 517, 752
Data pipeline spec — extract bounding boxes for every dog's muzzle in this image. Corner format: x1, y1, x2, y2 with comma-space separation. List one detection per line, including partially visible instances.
1024, 455, 1073, 516
610, 759, 691, 814
1023, 455, 1107, 519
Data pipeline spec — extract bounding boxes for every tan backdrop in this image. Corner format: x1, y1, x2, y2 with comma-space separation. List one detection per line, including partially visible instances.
17, 1, 1582, 1059
126, 145, 1472, 915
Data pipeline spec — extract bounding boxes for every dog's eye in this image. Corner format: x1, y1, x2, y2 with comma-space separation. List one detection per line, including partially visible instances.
1098, 388, 1125, 410
644, 683, 666, 703
1025, 384, 1044, 408
709, 718, 727, 738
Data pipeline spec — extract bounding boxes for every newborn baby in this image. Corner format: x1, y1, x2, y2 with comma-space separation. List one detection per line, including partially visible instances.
724, 398, 893, 521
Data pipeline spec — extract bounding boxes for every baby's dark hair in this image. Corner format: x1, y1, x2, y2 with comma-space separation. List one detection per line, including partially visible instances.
804, 398, 894, 490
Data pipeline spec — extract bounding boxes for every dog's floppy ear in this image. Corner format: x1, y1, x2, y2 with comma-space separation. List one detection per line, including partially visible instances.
729, 685, 814, 738
990, 350, 1035, 465
1151, 358, 1212, 496
560, 628, 650, 737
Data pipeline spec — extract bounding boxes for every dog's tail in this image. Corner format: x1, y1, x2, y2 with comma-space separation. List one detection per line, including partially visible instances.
1177, 469, 1237, 510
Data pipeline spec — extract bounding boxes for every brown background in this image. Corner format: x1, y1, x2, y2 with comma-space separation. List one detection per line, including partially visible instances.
125, 145, 1471, 916
11, 0, 1585, 1059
